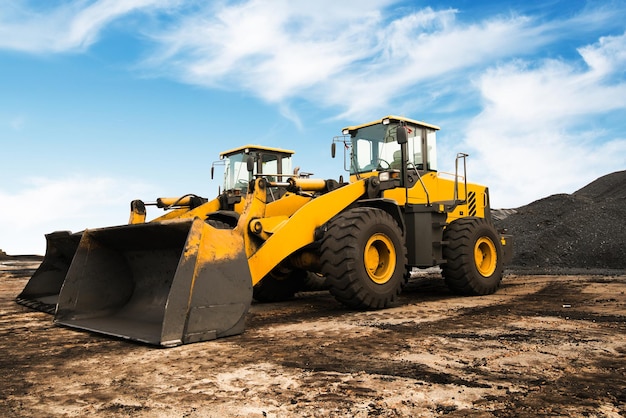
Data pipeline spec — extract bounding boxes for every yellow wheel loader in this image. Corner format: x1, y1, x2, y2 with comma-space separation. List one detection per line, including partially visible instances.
334, 116, 513, 299
15, 145, 297, 314
25, 116, 512, 347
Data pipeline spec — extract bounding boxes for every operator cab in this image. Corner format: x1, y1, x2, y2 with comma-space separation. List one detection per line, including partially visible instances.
212, 145, 295, 207
341, 116, 439, 178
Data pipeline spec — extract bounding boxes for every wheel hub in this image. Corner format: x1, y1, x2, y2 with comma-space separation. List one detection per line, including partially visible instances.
474, 237, 497, 277
364, 233, 396, 284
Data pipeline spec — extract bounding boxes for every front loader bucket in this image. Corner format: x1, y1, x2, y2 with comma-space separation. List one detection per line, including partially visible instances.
16, 230, 82, 314
54, 218, 252, 347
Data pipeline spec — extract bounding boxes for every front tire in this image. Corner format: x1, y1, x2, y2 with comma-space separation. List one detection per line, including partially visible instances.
442, 217, 503, 295
320, 207, 407, 309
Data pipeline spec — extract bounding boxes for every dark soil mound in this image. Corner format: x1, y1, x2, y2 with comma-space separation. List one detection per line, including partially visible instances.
573, 170, 626, 200
494, 170, 626, 272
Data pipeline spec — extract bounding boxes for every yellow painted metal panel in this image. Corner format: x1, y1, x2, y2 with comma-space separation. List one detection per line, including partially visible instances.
381, 172, 488, 221
247, 180, 368, 285
265, 193, 312, 218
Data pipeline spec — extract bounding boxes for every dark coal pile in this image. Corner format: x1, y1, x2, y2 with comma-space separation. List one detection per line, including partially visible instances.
493, 170, 626, 273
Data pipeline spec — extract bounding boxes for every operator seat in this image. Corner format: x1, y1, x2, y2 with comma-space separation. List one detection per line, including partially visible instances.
390, 150, 402, 170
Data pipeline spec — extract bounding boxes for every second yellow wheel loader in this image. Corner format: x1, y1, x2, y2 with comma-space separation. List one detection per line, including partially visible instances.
27, 116, 512, 347
15, 145, 297, 314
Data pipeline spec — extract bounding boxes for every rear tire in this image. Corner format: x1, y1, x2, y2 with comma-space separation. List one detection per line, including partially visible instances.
302, 272, 329, 291
442, 217, 503, 295
252, 267, 306, 302
320, 207, 407, 309
209, 218, 306, 303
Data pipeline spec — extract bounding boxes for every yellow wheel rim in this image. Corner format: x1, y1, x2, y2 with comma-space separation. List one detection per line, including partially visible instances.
364, 233, 396, 284
474, 237, 497, 277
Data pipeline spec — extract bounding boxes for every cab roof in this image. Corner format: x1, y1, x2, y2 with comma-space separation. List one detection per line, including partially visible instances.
342, 115, 440, 133
219, 144, 295, 158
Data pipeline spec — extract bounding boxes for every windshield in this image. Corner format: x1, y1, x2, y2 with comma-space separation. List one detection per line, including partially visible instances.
223, 152, 250, 192
223, 150, 293, 191
349, 122, 437, 174
259, 152, 292, 183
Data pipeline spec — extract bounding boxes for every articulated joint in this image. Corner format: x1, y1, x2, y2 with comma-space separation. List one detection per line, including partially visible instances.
250, 218, 263, 234
248, 216, 289, 241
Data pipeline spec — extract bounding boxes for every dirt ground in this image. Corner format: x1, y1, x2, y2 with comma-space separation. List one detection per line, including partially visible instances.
1, 260, 625, 418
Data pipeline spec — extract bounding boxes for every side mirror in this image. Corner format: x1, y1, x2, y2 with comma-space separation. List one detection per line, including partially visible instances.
397, 126, 408, 145
246, 156, 255, 172
210, 166, 215, 180
331, 142, 336, 158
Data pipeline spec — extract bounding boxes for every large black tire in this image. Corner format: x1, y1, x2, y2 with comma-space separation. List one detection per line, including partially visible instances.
320, 207, 407, 309
442, 217, 503, 295
207, 218, 303, 303
302, 272, 329, 291
252, 267, 306, 303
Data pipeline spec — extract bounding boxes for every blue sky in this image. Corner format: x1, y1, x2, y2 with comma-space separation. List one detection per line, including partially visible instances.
1, 0, 625, 255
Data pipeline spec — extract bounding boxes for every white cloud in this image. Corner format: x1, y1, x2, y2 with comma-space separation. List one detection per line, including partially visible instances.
146, 0, 390, 101
0, 0, 176, 53
462, 32, 626, 208
140, 3, 569, 121
323, 13, 545, 120
578, 32, 626, 78
278, 104, 303, 131
0, 176, 157, 255
3, 1, 621, 123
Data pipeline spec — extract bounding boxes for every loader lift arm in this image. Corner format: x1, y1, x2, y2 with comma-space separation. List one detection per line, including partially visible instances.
242, 177, 371, 285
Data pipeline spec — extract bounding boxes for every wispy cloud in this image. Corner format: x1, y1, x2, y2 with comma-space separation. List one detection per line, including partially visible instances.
2, 1, 622, 121
462, 32, 626, 207
139, 1, 624, 122
144, 1, 391, 101
0, 0, 175, 53
144, 4, 541, 118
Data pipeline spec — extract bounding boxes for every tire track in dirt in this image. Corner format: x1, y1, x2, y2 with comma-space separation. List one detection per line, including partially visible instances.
1, 266, 625, 417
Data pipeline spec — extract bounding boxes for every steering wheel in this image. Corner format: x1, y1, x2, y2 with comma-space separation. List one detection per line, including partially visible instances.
374, 158, 390, 170
234, 179, 249, 189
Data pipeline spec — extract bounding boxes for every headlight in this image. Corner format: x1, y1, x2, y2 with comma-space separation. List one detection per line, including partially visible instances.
379, 171, 400, 181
